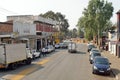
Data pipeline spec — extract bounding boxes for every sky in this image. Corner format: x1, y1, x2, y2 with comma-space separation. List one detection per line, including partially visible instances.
0, 0, 119, 29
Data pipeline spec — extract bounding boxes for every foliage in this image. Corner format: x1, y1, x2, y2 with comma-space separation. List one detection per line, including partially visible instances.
40, 11, 69, 32
72, 28, 78, 38
77, 0, 114, 41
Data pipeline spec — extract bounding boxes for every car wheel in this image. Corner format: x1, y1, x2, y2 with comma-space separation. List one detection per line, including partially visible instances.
106, 72, 110, 76
32, 55, 35, 60
88, 50, 89, 52
38, 54, 41, 58
90, 60, 92, 64
92, 70, 95, 74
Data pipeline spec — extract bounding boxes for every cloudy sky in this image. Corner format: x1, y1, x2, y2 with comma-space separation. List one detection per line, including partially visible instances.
0, 0, 119, 29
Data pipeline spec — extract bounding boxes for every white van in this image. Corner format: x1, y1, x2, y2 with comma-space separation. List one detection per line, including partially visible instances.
68, 42, 77, 53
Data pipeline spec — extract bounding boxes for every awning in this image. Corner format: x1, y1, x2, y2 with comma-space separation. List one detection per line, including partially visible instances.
0, 34, 11, 38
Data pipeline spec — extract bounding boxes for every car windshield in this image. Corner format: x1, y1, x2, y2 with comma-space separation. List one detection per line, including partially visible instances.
45, 47, 48, 49
89, 45, 95, 48
95, 58, 109, 65
92, 50, 99, 52
93, 53, 101, 56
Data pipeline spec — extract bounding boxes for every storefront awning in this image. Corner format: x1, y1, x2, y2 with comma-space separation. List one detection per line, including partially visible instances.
0, 34, 11, 38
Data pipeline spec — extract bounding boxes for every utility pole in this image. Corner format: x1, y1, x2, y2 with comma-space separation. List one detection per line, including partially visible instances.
116, 10, 120, 57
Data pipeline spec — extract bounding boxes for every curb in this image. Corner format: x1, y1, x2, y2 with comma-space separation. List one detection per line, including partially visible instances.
111, 70, 119, 80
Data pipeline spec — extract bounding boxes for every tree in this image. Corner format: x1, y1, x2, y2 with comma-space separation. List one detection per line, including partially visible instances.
72, 28, 78, 38
77, 0, 114, 44
104, 20, 113, 32
40, 11, 57, 20
40, 11, 69, 32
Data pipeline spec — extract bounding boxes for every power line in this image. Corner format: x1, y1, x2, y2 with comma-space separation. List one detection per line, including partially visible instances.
0, 12, 6, 15
0, 6, 18, 15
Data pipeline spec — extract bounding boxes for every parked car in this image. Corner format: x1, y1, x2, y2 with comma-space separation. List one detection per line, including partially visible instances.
88, 44, 96, 52
48, 45, 55, 52
59, 43, 63, 48
45, 46, 51, 53
32, 50, 41, 59
59, 43, 68, 48
45, 45, 55, 53
89, 52, 101, 64
55, 44, 60, 49
90, 48, 100, 55
92, 56, 111, 75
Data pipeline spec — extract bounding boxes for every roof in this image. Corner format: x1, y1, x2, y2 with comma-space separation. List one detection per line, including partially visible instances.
0, 34, 11, 38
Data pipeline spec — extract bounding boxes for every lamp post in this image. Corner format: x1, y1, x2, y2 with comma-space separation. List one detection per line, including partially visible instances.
116, 10, 120, 57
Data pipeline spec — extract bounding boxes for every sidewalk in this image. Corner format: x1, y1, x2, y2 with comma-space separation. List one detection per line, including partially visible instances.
102, 51, 120, 80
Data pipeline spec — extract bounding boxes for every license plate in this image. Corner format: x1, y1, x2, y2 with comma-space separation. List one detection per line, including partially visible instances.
99, 70, 104, 73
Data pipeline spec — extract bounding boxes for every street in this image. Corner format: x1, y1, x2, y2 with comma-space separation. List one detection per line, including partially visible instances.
0, 43, 115, 80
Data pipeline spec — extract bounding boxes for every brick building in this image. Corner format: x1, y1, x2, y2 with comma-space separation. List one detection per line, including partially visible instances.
0, 21, 13, 43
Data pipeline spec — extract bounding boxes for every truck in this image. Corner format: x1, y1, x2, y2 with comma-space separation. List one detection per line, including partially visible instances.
0, 43, 32, 70
68, 42, 77, 53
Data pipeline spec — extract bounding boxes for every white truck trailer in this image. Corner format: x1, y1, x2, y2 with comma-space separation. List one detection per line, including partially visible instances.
0, 43, 32, 70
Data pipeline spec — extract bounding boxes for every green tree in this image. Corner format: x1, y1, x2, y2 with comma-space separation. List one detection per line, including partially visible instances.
77, 0, 114, 44
40, 11, 57, 20
72, 28, 78, 38
40, 11, 69, 32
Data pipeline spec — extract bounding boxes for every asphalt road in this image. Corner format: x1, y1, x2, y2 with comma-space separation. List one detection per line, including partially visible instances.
0, 43, 115, 80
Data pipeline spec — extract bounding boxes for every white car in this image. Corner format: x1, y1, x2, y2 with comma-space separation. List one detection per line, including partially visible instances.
32, 50, 41, 59
50, 45, 55, 51
59, 43, 67, 48
45, 46, 51, 53
55, 44, 60, 49
47, 45, 55, 52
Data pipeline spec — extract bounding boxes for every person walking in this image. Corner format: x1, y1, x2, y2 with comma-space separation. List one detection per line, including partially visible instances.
42, 47, 46, 56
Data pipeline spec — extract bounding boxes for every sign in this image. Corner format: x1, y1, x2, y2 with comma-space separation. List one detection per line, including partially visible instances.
11, 32, 19, 38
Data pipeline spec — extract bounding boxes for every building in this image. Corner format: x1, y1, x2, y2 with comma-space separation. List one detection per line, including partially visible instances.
7, 15, 59, 50
108, 34, 117, 56
0, 21, 13, 44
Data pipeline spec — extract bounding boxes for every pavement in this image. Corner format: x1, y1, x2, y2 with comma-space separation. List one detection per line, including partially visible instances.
102, 51, 120, 80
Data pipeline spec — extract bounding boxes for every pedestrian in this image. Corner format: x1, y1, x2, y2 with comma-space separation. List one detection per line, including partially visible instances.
39, 49, 42, 58
42, 47, 46, 56
106, 44, 108, 51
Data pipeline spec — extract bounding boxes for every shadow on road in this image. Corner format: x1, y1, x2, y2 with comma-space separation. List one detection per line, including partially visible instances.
71, 51, 86, 54
68, 51, 86, 54
0, 63, 44, 80
111, 68, 120, 77
0, 63, 44, 72
93, 69, 116, 78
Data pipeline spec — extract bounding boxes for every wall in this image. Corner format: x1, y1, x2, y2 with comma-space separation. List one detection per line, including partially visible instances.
0, 22, 13, 34
13, 21, 36, 36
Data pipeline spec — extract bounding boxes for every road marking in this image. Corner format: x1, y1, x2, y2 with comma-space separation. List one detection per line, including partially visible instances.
37, 59, 49, 65
9, 58, 50, 80
10, 67, 37, 80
